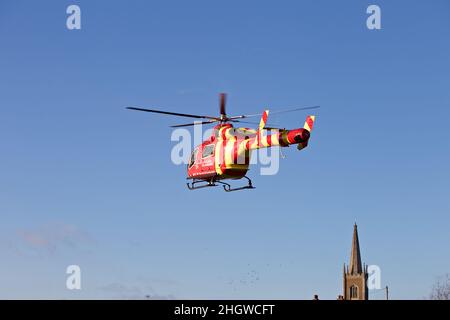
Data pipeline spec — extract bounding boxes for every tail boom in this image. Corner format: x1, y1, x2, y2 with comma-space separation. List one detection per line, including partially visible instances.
245, 114, 315, 151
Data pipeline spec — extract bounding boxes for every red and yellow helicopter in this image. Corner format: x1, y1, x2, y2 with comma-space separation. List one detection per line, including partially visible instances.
127, 93, 318, 191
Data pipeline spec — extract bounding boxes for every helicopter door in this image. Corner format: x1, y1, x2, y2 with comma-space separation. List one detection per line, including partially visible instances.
188, 148, 199, 169
200, 144, 215, 175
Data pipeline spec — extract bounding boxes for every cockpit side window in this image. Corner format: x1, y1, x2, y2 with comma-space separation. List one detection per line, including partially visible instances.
202, 144, 214, 158
189, 148, 198, 167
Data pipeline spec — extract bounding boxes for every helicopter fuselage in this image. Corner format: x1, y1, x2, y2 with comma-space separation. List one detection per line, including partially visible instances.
187, 121, 312, 182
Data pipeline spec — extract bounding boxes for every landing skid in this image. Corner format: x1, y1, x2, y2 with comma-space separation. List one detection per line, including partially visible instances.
216, 176, 255, 192
186, 179, 217, 190
186, 176, 255, 192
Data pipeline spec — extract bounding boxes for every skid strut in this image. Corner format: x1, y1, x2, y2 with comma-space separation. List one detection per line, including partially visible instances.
186, 178, 217, 190
186, 176, 255, 192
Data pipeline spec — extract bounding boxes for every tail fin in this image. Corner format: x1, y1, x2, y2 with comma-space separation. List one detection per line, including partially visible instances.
259, 110, 269, 130
298, 115, 315, 151
303, 115, 315, 132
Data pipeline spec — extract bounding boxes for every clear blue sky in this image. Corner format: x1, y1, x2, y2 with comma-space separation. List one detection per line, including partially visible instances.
0, 0, 449, 299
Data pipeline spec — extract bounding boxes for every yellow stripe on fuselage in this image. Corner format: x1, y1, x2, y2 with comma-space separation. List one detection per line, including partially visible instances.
270, 131, 280, 146
224, 138, 235, 167
214, 140, 223, 175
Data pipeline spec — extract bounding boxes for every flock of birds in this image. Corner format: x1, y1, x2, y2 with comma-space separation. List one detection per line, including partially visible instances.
225, 262, 294, 291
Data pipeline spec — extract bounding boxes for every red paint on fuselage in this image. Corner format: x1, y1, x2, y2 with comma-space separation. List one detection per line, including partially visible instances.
186, 123, 311, 181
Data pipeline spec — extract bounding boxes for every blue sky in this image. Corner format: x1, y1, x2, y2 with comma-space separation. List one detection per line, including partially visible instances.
0, 0, 449, 299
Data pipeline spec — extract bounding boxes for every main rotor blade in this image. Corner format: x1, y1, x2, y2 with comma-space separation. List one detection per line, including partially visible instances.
229, 119, 258, 124
269, 105, 320, 115
231, 119, 281, 127
228, 105, 320, 120
126, 107, 219, 120
170, 120, 218, 128
219, 93, 227, 117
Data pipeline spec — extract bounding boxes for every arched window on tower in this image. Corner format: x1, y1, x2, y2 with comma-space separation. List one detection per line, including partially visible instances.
350, 285, 359, 299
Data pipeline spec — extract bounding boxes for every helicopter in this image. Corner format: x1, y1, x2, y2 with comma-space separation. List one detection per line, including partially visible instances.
127, 93, 318, 192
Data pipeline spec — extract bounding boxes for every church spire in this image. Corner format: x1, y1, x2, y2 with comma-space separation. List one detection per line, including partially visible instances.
349, 223, 363, 274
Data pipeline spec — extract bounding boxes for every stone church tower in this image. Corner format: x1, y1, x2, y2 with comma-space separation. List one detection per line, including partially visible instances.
343, 224, 369, 300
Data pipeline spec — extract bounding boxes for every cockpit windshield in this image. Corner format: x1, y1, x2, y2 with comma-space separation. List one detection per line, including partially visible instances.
189, 148, 198, 167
